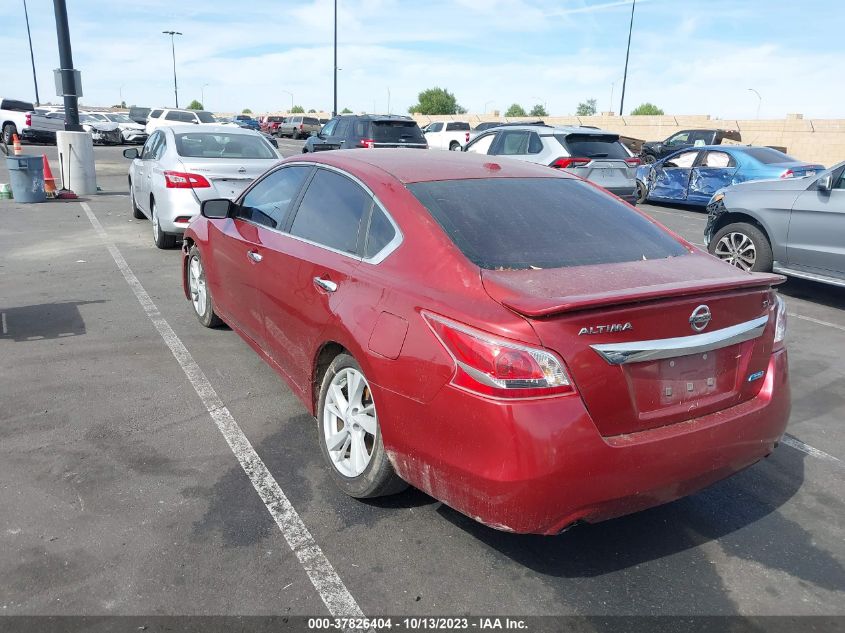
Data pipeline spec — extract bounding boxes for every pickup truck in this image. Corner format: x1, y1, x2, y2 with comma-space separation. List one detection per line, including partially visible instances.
423, 120, 471, 151
1, 98, 62, 144
640, 129, 741, 163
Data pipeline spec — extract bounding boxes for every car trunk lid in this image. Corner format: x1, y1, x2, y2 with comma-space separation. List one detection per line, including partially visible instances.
177, 157, 277, 201
482, 254, 783, 436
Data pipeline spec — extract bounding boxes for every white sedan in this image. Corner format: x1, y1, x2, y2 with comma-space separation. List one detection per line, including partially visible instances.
124, 125, 280, 249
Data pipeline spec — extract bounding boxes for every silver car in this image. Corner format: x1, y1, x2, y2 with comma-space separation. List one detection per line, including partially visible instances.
463, 124, 640, 204
124, 125, 280, 249
705, 161, 845, 287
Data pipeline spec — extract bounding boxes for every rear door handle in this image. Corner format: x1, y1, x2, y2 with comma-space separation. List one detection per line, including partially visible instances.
313, 277, 337, 293
247, 250, 263, 263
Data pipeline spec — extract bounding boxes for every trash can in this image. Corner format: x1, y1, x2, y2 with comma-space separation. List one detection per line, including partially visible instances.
5, 155, 45, 203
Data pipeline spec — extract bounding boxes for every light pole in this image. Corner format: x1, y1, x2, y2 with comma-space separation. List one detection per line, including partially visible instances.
201, 83, 209, 108
484, 100, 495, 114
119, 83, 125, 105
162, 30, 182, 108
387, 87, 391, 115
23, 0, 40, 105
619, 0, 636, 116
748, 88, 761, 119
281, 90, 293, 112
332, 0, 338, 116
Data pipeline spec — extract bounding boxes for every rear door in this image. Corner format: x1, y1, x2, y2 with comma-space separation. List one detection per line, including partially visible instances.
256, 167, 370, 391
786, 166, 845, 274
135, 131, 163, 213
489, 129, 543, 163
688, 150, 739, 204
647, 150, 701, 201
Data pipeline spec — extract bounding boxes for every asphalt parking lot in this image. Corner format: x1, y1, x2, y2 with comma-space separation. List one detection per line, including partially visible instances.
1, 143, 843, 624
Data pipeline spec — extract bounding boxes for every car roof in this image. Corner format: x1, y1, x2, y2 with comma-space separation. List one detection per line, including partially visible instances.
341, 114, 415, 122
290, 148, 576, 184
490, 124, 618, 136
163, 124, 259, 135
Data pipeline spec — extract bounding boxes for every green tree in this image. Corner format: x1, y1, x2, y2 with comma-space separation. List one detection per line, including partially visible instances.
341, 107, 353, 114
408, 87, 463, 115
575, 98, 597, 116
290, 105, 305, 113
630, 102, 665, 115
529, 104, 548, 117
505, 103, 526, 117
187, 99, 203, 110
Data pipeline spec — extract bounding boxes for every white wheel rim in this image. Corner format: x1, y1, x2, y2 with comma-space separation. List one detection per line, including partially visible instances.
152, 205, 160, 241
323, 368, 377, 478
715, 232, 756, 271
188, 255, 206, 316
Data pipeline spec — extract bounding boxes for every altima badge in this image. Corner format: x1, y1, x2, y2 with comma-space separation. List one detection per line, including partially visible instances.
578, 323, 633, 335
689, 305, 712, 332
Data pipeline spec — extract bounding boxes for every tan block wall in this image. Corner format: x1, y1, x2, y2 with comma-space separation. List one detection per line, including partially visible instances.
411, 113, 845, 167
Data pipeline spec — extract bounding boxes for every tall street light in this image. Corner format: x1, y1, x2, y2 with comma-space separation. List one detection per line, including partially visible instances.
484, 100, 495, 114
333, 0, 338, 116
619, 0, 636, 116
23, 0, 40, 105
748, 88, 762, 119
162, 30, 182, 108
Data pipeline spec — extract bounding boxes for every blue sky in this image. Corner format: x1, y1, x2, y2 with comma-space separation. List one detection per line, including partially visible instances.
1, 0, 841, 118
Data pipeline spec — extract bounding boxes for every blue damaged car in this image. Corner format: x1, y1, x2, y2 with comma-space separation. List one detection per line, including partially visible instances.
636, 145, 824, 207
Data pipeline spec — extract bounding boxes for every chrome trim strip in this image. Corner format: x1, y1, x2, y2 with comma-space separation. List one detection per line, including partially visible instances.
591, 315, 769, 365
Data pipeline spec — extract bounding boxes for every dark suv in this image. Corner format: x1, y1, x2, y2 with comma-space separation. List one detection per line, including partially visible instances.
303, 115, 428, 153
640, 129, 742, 163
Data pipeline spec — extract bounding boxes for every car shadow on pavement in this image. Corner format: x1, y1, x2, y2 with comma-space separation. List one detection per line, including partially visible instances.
778, 277, 845, 312
437, 447, 843, 592
0, 300, 105, 342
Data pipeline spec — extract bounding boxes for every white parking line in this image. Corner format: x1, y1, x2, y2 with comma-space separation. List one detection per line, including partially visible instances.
788, 312, 845, 333
644, 207, 707, 221
79, 202, 364, 618
1, 312, 6, 335
782, 434, 841, 463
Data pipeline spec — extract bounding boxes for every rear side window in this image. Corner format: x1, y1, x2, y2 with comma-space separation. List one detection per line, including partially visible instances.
743, 147, 795, 164
1, 99, 34, 112
364, 206, 396, 258
371, 121, 424, 143
407, 178, 686, 270
290, 169, 371, 254
555, 134, 629, 159
165, 110, 196, 122
445, 122, 470, 131
149, 109, 163, 119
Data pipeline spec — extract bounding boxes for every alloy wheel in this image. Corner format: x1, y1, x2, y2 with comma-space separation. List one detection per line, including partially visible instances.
152, 205, 160, 242
322, 368, 377, 478
714, 231, 757, 271
188, 255, 207, 317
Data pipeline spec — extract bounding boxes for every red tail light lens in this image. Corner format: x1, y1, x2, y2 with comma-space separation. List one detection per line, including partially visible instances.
163, 171, 211, 189
625, 157, 641, 166
359, 138, 375, 148
423, 312, 575, 399
465, 132, 470, 143
780, 169, 794, 179
25, 113, 32, 126
550, 157, 591, 169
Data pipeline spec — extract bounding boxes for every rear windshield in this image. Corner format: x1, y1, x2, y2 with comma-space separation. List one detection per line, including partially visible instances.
371, 121, 425, 143
1, 99, 34, 112
555, 134, 629, 159
175, 132, 276, 159
268, 116, 285, 122
407, 178, 686, 270
742, 147, 795, 164
446, 122, 470, 131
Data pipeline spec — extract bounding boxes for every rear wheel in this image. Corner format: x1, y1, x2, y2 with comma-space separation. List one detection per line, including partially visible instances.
449, 141, 461, 151
709, 222, 773, 273
187, 245, 223, 327
2, 123, 16, 145
317, 354, 407, 499
151, 200, 177, 249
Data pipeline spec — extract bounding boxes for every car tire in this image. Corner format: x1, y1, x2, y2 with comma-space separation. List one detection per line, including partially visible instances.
130, 182, 145, 219
302, 147, 309, 153
642, 154, 656, 164
151, 200, 177, 249
449, 141, 461, 151
2, 123, 16, 145
709, 222, 773, 273
186, 245, 223, 328
316, 353, 407, 499
636, 179, 648, 204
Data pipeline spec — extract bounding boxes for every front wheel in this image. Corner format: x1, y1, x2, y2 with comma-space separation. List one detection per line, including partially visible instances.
187, 246, 223, 327
317, 354, 407, 499
641, 153, 656, 164
130, 182, 145, 219
709, 222, 773, 273
151, 200, 177, 249
636, 179, 648, 204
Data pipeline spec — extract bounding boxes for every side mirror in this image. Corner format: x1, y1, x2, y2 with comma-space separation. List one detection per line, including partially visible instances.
201, 199, 234, 219
817, 174, 833, 191
123, 148, 139, 159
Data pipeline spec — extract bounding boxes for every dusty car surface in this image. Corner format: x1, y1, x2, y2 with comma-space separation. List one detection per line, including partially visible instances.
182, 149, 790, 535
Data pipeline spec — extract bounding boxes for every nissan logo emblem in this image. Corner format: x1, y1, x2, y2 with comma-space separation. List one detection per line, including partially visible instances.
689, 305, 712, 332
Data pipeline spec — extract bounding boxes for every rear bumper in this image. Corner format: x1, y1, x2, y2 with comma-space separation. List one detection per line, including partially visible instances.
377, 349, 790, 535
156, 189, 201, 234
20, 129, 56, 143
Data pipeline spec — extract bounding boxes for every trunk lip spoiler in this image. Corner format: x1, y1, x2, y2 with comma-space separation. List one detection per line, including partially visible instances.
591, 314, 769, 365
494, 273, 785, 318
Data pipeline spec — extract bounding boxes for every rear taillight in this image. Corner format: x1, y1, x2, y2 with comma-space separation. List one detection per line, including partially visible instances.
773, 294, 787, 347
25, 113, 32, 126
465, 132, 470, 143
780, 169, 794, 179
625, 157, 641, 166
423, 311, 575, 399
358, 138, 375, 148
163, 171, 211, 189
299, 124, 304, 130
550, 157, 591, 169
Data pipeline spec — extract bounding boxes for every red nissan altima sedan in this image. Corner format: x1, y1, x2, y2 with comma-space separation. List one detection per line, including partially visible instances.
181, 149, 790, 535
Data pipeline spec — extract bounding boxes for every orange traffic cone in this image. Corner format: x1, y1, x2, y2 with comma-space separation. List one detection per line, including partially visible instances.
12, 134, 22, 156
42, 154, 57, 198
